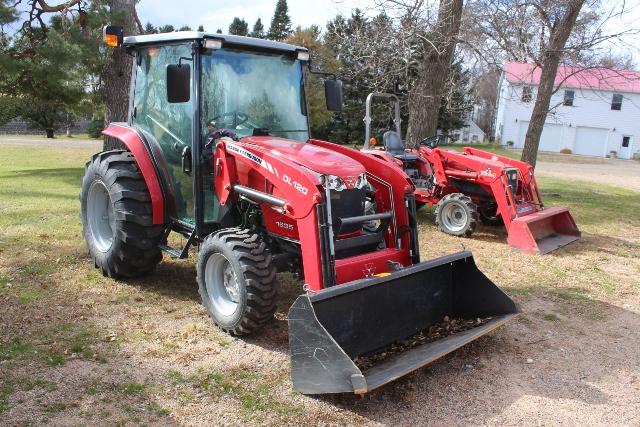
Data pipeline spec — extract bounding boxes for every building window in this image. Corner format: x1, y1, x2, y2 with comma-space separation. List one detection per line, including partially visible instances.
563, 90, 575, 106
622, 136, 630, 148
521, 86, 532, 102
612, 94, 623, 111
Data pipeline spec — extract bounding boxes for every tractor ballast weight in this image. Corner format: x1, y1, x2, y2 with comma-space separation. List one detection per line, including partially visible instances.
360, 92, 579, 254
82, 30, 517, 395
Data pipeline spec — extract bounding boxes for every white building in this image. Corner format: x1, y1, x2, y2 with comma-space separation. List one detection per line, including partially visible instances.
495, 62, 640, 159
450, 119, 486, 144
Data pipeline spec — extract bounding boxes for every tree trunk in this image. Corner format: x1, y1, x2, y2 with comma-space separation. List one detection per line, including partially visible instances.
406, 0, 463, 144
102, 0, 137, 151
45, 128, 54, 138
521, 0, 585, 168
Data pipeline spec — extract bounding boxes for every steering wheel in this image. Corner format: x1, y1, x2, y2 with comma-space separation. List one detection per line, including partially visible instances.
419, 134, 442, 149
212, 111, 249, 129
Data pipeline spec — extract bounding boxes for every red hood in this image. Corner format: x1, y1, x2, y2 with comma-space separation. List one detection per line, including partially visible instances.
241, 136, 364, 177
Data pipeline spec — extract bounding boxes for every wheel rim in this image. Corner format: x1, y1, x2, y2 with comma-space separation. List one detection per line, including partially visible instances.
204, 253, 240, 317
441, 202, 468, 233
87, 180, 115, 252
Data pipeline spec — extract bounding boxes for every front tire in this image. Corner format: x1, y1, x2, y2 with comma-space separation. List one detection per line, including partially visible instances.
478, 203, 504, 226
80, 150, 164, 278
434, 193, 478, 237
196, 229, 278, 335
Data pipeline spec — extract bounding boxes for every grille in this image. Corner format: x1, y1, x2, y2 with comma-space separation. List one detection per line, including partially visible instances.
329, 188, 366, 235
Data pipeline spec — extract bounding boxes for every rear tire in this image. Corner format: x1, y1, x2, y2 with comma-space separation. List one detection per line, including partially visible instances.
435, 193, 478, 237
80, 150, 164, 278
196, 228, 278, 335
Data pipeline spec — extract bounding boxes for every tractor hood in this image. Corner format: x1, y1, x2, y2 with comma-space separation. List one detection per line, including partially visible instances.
241, 136, 365, 177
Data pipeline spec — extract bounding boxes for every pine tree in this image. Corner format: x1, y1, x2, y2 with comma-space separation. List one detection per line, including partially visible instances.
178, 25, 192, 31
228, 17, 249, 36
158, 24, 175, 33
267, 0, 292, 40
197, 24, 205, 32
144, 22, 157, 34
216, 28, 222, 34
249, 18, 265, 38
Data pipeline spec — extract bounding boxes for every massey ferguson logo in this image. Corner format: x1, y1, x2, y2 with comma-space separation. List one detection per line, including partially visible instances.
480, 168, 496, 179
343, 176, 357, 188
363, 263, 376, 278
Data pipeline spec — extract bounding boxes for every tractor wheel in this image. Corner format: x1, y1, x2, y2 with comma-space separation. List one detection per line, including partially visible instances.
80, 150, 164, 278
434, 193, 478, 237
196, 228, 278, 335
478, 203, 504, 226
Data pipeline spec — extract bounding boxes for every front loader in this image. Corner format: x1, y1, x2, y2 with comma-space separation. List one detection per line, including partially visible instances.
80, 28, 517, 394
361, 92, 580, 254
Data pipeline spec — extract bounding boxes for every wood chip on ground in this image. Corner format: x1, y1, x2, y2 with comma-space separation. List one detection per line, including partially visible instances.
354, 316, 493, 371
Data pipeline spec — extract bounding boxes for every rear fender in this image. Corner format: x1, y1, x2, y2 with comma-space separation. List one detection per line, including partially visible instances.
102, 123, 165, 225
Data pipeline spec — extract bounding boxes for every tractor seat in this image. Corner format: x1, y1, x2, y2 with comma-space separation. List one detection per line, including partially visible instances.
383, 131, 418, 161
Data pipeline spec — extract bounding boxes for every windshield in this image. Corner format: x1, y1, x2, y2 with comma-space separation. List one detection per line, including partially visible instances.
201, 48, 309, 141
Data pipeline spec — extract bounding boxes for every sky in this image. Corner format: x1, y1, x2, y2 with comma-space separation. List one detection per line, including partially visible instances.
136, 0, 369, 33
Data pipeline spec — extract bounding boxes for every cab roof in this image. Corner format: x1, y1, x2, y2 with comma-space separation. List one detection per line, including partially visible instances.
123, 31, 307, 54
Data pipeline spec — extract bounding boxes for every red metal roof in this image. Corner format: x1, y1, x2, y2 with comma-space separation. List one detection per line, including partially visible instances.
504, 62, 640, 94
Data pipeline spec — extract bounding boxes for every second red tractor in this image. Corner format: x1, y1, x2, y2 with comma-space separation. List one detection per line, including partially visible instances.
362, 92, 580, 254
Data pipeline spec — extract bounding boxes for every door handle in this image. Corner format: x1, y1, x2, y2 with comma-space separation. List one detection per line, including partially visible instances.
181, 146, 192, 174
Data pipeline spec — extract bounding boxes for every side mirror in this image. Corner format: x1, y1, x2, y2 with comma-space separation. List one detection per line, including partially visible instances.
324, 79, 343, 111
167, 64, 191, 103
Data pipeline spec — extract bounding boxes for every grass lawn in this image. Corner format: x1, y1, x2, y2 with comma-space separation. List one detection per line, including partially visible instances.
0, 133, 95, 140
0, 144, 639, 425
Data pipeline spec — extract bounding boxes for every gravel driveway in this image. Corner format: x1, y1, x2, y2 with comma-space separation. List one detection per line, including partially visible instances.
535, 152, 640, 192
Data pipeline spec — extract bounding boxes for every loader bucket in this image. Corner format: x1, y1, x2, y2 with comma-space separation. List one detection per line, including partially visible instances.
288, 251, 517, 394
507, 206, 580, 254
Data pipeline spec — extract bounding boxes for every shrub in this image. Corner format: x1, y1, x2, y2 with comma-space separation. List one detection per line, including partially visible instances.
87, 119, 105, 139
559, 148, 572, 154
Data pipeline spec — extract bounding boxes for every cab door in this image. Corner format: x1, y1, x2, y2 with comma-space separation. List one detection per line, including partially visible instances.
131, 44, 195, 225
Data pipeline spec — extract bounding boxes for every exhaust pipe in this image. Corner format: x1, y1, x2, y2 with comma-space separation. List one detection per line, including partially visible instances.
288, 251, 517, 394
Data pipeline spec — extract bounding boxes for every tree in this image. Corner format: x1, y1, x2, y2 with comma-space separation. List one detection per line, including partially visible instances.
287, 26, 339, 138
250, 18, 264, 38
520, 0, 585, 167
267, 0, 292, 40
228, 17, 248, 36
405, 0, 464, 143
144, 22, 157, 34
158, 24, 175, 33
103, 0, 138, 149
438, 59, 474, 135
197, 24, 205, 32
178, 25, 192, 31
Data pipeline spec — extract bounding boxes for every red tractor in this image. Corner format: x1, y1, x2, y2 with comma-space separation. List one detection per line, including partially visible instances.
81, 29, 516, 394
361, 92, 580, 254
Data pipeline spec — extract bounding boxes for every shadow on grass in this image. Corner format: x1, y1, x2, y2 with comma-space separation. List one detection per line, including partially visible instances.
0, 167, 84, 188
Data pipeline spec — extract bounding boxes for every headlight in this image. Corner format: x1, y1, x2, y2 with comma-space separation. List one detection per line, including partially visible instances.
325, 175, 346, 191
354, 172, 368, 189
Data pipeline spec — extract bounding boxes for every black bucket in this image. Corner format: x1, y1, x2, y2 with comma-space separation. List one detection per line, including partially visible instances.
288, 251, 518, 394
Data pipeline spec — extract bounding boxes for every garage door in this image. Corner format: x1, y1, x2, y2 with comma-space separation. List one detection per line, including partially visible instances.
574, 127, 608, 157
518, 122, 563, 152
